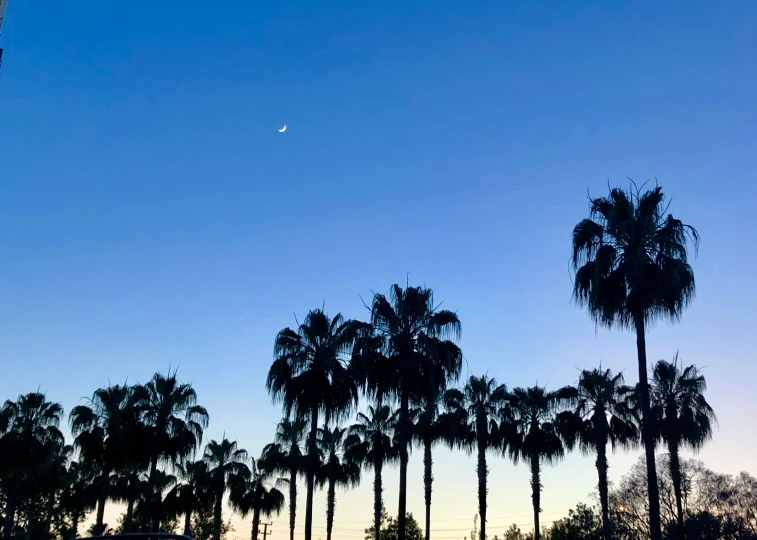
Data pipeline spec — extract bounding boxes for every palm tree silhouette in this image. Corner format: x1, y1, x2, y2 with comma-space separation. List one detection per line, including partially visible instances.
229, 457, 285, 540
560, 367, 638, 540
69, 385, 138, 536
344, 404, 399, 540
261, 418, 307, 540
505, 385, 573, 540
134, 371, 209, 529
58, 460, 97, 538
440, 374, 507, 540
164, 459, 214, 536
354, 285, 462, 540
204, 438, 249, 540
571, 184, 699, 540
650, 354, 716, 540
266, 309, 363, 540
316, 426, 360, 540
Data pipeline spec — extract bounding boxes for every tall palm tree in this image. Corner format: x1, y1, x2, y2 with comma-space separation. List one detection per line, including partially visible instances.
135, 371, 209, 529
504, 386, 573, 540
560, 367, 638, 540
164, 460, 214, 536
440, 375, 507, 540
260, 418, 307, 540
229, 457, 285, 540
353, 285, 462, 540
0, 393, 65, 540
650, 355, 716, 540
266, 309, 363, 540
70, 384, 141, 536
59, 461, 97, 538
571, 184, 699, 540
204, 438, 249, 540
344, 404, 399, 540
316, 426, 360, 540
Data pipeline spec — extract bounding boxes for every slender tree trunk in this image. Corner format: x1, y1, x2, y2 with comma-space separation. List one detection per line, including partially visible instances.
634, 316, 662, 540
398, 391, 410, 540
476, 430, 488, 540
125, 475, 137, 534
43, 490, 55, 538
25, 504, 35, 540
326, 479, 336, 540
596, 441, 611, 540
144, 453, 160, 529
668, 439, 686, 540
304, 407, 319, 540
213, 477, 224, 540
95, 470, 110, 535
2, 492, 17, 540
374, 459, 383, 540
251, 508, 261, 540
183, 508, 192, 537
288, 468, 297, 540
530, 455, 541, 540
72, 515, 80, 539
423, 435, 433, 540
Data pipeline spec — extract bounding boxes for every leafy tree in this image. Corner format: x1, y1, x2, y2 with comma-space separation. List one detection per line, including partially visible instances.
502, 524, 526, 540
649, 355, 716, 540
266, 309, 363, 540
571, 183, 700, 540
354, 285, 462, 540
229, 457, 284, 540
204, 438, 249, 540
560, 367, 638, 540
1, 393, 65, 540
134, 371, 209, 529
546, 503, 603, 540
345, 404, 400, 540
316, 426, 360, 540
440, 374, 507, 540
504, 386, 573, 540
69, 384, 143, 535
364, 509, 423, 540
260, 418, 307, 540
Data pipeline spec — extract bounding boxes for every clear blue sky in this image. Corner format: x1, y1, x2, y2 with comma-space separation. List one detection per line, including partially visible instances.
1, 1, 756, 537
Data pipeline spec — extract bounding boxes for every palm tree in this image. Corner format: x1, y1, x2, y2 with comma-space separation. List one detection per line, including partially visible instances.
164, 460, 214, 536
204, 438, 249, 540
440, 375, 507, 540
39, 439, 73, 540
354, 285, 462, 540
344, 404, 399, 540
70, 384, 141, 536
571, 184, 699, 540
316, 426, 361, 540
260, 418, 307, 540
0, 393, 65, 540
504, 386, 573, 540
59, 461, 97, 538
135, 371, 209, 529
266, 309, 363, 540
650, 354, 716, 540
229, 457, 285, 540
560, 367, 638, 540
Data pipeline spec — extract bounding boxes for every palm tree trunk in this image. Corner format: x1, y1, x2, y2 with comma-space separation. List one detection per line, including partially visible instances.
2, 491, 17, 540
213, 478, 224, 540
43, 490, 55, 538
72, 514, 80, 539
145, 454, 160, 529
183, 508, 192, 537
288, 468, 297, 540
596, 442, 611, 540
304, 407, 319, 540
95, 471, 109, 535
374, 459, 383, 540
423, 435, 433, 540
125, 479, 136, 534
635, 315, 662, 540
24, 504, 35, 540
668, 439, 686, 540
530, 455, 541, 540
476, 433, 488, 540
251, 508, 261, 540
326, 479, 336, 540
398, 391, 410, 540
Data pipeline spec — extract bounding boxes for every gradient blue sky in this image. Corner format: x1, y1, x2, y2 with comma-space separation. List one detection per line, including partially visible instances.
1, 1, 756, 538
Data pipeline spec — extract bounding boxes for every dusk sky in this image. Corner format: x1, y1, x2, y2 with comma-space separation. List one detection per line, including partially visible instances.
1, 1, 756, 538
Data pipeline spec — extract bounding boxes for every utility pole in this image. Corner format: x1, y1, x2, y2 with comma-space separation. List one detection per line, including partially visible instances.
259, 523, 272, 540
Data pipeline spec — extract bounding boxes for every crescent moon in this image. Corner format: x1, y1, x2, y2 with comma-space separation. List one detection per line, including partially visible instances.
278, 125, 287, 133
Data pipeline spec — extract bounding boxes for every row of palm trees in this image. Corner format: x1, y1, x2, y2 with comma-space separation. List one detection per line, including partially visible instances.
264, 183, 703, 540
